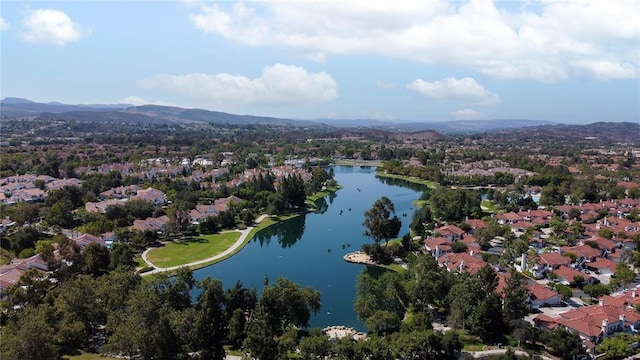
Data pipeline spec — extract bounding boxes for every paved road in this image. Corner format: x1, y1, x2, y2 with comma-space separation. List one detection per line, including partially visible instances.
140, 215, 268, 276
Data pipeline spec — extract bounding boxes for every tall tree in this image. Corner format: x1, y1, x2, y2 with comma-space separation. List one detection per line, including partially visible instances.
192, 277, 227, 360
363, 196, 402, 246
244, 277, 321, 359
1, 304, 59, 360
410, 205, 432, 236
54, 275, 100, 352
82, 242, 110, 277
448, 274, 483, 330
355, 270, 407, 333
105, 283, 181, 360
471, 293, 504, 342
503, 269, 529, 322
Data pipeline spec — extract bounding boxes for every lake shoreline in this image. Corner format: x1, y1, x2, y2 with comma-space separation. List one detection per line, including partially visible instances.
140, 186, 342, 276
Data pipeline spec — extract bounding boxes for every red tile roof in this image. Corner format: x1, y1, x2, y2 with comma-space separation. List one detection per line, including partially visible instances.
538, 252, 571, 267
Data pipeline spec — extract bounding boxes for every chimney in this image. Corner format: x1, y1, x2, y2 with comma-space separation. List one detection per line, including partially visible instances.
469, 250, 474, 257
459, 261, 465, 271
620, 314, 626, 324
599, 298, 604, 307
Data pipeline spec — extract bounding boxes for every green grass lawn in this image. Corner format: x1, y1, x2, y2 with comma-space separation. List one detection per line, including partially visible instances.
375, 172, 438, 189
306, 185, 342, 204
146, 231, 241, 268
143, 215, 300, 272
460, 332, 485, 351
481, 199, 500, 213
133, 256, 145, 268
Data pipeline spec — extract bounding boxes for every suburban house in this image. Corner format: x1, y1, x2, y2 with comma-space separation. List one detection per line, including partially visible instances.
526, 283, 563, 309
437, 251, 487, 274
551, 265, 597, 286
586, 258, 618, 276
532, 252, 572, 278
424, 237, 452, 258
464, 218, 487, 234
494, 212, 522, 225
189, 204, 220, 223
562, 244, 601, 263
0, 254, 49, 295
435, 225, 465, 242
130, 215, 170, 234
99, 185, 141, 200
72, 233, 106, 251
534, 294, 640, 354
85, 198, 128, 213
213, 195, 245, 212
133, 187, 167, 205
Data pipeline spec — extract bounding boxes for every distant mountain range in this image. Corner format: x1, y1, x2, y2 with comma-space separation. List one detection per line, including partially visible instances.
0, 98, 308, 126
317, 118, 558, 134
1, 97, 636, 135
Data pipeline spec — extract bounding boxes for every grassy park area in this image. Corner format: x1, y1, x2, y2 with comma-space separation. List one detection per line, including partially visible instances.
143, 214, 299, 272
146, 231, 241, 268
375, 172, 438, 189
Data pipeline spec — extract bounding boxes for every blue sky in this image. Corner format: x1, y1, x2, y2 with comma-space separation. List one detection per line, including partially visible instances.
1, 1, 638, 124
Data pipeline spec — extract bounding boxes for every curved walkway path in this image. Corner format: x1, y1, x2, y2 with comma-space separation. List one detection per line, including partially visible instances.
140, 214, 268, 276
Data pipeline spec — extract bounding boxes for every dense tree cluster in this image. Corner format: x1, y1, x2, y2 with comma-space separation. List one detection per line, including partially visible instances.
425, 187, 482, 223
2, 266, 327, 360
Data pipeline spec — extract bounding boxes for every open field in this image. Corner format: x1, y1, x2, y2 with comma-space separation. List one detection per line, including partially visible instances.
375, 172, 439, 189
146, 231, 241, 268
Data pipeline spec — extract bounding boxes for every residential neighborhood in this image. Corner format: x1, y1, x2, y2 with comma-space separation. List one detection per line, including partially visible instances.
0, 117, 638, 359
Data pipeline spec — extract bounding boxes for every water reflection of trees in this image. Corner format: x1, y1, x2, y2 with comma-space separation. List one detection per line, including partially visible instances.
327, 191, 337, 205
375, 175, 427, 192
252, 215, 307, 248
313, 198, 329, 214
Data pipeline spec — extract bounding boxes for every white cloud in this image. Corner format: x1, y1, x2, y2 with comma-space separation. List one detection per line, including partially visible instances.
407, 77, 500, 106
0, 18, 10, 31
450, 109, 485, 120
140, 63, 338, 108
570, 60, 638, 81
188, 0, 639, 81
21, 9, 88, 46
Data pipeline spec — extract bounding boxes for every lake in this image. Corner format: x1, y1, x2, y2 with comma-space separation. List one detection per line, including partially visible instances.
193, 166, 425, 331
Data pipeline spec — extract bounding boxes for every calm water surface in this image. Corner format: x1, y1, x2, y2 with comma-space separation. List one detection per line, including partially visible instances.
193, 166, 424, 331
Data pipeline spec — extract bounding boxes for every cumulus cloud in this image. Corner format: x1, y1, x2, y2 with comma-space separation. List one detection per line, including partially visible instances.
407, 77, 499, 106
0, 18, 10, 31
187, 0, 639, 81
140, 63, 338, 107
450, 109, 485, 120
21, 9, 88, 46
